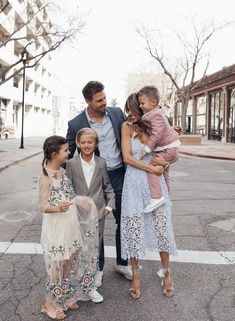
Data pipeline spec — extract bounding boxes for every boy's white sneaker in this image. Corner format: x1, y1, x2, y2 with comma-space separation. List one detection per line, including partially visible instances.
144, 197, 165, 213
95, 271, 103, 288
88, 288, 104, 303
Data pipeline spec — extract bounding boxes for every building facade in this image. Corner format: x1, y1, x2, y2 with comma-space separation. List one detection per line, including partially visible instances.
52, 92, 84, 137
175, 64, 235, 143
0, 0, 55, 138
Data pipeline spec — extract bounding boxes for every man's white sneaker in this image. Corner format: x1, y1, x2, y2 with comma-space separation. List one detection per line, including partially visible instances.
95, 271, 103, 288
115, 265, 132, 280
144, 197, 165, 213
88, 288, 104, 303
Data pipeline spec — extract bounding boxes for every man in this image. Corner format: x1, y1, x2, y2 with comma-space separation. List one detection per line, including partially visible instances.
66, 81, 132, 287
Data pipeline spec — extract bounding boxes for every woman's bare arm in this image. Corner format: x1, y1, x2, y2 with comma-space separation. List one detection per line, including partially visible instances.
121, 123, 164, 175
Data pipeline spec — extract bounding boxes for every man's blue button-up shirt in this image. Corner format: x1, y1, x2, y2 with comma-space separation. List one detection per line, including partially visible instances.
85, 108, 122, 170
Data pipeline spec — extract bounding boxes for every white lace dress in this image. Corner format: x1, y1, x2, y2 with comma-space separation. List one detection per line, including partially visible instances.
121, 136, 177, 260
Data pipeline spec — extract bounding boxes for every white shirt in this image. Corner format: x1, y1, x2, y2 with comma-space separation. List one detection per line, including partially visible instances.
154, 139, 181, 152
80, 153, 96, 189
80, 153, 112, 213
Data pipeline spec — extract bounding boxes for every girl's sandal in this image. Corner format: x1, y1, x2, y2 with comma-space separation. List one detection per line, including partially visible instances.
68, 302, 78, 310
65, 299, 78, 310
157, 268, 174, 298
41, 305, 66, 320
129, 268, 141, 300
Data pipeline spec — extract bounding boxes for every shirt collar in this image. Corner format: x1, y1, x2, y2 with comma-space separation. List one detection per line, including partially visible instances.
85, 108, 108, 124
80, 153, 95, 166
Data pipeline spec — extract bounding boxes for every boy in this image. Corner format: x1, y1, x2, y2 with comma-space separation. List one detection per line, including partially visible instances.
138, 86, 181, 213
66, 128, 116, 297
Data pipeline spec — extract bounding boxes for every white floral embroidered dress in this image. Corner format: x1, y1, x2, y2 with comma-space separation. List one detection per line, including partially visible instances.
39, 167, 99, 310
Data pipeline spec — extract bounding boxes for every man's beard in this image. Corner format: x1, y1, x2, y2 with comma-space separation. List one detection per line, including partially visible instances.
96, 106, 106, 114
88, 105, 106, 115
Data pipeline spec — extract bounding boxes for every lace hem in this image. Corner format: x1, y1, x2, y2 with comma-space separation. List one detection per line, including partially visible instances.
121, 209, 177, 260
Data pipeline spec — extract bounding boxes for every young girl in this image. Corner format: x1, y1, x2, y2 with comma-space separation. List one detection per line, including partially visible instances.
39, 135, 102, 320
66, 128, 115, 289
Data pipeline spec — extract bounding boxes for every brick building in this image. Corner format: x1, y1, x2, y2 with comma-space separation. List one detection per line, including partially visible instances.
175, 64, 235, 143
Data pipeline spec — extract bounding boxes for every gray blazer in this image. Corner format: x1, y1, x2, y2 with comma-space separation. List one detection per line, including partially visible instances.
66, 155, 116, 220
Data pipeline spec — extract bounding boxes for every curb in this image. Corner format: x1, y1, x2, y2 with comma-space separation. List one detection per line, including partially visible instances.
0, 151, 42, 172
179, 151, 235, 161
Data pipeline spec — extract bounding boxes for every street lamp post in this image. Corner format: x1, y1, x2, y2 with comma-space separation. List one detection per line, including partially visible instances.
19, 49, 29, 149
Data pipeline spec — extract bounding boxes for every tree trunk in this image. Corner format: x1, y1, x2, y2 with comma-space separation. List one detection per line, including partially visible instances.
181, 96, 189, 133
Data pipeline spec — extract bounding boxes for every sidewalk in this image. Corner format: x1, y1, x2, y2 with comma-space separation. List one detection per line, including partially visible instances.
0, 137, 45, 171
179, 138, 235, 161
0, 136, 234, 172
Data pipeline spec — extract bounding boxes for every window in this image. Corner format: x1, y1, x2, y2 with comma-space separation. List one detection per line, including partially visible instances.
25, 105, 32, 116
209, 92, 224, 141
176, 102, 182, 126
196, 96, 206, 135
186, 99, 193, 133
228, 88, 235, 143
13, 76, 19, 88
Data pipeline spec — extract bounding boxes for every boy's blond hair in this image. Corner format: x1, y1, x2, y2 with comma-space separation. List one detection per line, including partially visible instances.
138, 86, 160, 104
76, 127, 99, 146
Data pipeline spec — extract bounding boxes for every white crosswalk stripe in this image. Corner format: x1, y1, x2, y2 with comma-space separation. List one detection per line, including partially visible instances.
0, 242, 234, 265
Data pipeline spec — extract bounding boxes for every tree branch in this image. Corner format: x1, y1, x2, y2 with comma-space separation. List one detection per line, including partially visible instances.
0, 1, 86, 86
0, 29, 74, 86
0, 0, 10, 15
0, 2, 50, 49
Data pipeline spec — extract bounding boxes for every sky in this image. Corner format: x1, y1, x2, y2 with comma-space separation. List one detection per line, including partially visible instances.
51, 0, 235, 107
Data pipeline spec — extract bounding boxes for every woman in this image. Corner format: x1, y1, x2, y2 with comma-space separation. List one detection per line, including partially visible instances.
121, 93, 177, 300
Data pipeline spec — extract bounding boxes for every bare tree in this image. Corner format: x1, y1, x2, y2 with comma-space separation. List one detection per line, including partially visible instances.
136, 18, 233, 132
0, 0, 85, 86
125, 66, 179, 112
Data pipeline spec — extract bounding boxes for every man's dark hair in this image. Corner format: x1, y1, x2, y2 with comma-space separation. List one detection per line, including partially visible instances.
82, 81, 105, 101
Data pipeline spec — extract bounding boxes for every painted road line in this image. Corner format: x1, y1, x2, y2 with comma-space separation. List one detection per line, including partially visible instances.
0, 242, 11, 253
4, 242, 43, 254
0, 242, 234, 265
104, 246, 235, 265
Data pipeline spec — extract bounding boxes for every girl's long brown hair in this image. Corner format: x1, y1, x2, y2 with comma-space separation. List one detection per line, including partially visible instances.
124, 93, 149, 139
42, 135, 68, 176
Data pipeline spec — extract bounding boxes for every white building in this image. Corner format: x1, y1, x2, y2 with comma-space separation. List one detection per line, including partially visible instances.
0, 0, 55, 138
52, 89, 85, 137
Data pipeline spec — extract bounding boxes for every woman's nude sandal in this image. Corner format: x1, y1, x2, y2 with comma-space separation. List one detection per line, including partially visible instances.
41, 305, 66, 320
157, 268, 174, 298
129, 268, 141, 300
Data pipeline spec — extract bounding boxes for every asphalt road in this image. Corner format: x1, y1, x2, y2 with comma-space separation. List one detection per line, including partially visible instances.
0, 154, 235, 321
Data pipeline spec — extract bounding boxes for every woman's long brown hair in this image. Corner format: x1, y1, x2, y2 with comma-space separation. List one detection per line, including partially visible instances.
124, 93, 149, 139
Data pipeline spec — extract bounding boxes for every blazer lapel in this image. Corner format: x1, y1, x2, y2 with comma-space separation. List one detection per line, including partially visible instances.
107, 108, 121, 147
75, 156, 89, 191
80, 109, 91, 128
88, 156, 100, 192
